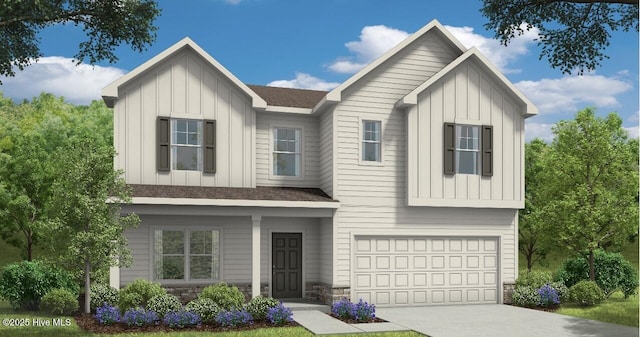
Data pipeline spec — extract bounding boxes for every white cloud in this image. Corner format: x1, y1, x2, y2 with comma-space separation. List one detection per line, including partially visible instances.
445, 24, 538, 74
625, 125, 639, 138
267, 72, 340, 91
515, 74, 632, 115
224, 0, 242, 4
0, 56, 125, 105
525, 121, 555, 142
328, 25, 409, 74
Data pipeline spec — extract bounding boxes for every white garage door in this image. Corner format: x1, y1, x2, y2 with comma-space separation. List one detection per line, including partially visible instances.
353, 237, 498, 306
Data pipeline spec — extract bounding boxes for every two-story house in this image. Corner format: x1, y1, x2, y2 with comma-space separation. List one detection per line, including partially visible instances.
102, 20, 537, 306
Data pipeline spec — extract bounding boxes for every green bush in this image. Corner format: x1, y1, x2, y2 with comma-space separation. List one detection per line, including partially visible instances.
512, 286, 539, 308
118, 279, 166, 311
516, 270, 553, 289
245, 296, 280, 320
569, 280, 605, 306
0, 260, 79, 310
146, 293, 182, 318
199, 282, 245, 310
556, 251, 639, 298
90, 284, 119, 311
40, 288, 79, 315
185, 297, 220, 323
550, 281, 569, 303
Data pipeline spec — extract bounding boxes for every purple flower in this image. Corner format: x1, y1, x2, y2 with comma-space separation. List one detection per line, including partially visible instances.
266, 303, 293, 325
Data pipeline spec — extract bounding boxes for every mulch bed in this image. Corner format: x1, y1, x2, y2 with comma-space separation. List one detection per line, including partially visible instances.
506, 303, 559, 312
75, 314, 298, 334
326, 313, 387, 324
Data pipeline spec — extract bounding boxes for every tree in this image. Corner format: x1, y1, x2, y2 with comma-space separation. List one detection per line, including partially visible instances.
481, 0, 639, 74
540, 108, 638, 281
519, 138, 552, 271
0, 0, 160, 80
47, 136, 139, 314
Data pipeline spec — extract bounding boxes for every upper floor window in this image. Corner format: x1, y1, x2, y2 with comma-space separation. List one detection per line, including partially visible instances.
157, 117, 216, 173
172, 119, 202, 171
444, 123, 493, 176
273, 127, 301, 176
362, 120, 381, 162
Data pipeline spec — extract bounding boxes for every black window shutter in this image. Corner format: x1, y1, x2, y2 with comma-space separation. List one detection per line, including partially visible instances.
481, 125, 493, 177
203, 120, 216, 173
157, 117, 170, 172
443, 123, 455, 175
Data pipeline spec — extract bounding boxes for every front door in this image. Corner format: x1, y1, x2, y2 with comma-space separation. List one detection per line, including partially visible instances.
272, 233, 302, 299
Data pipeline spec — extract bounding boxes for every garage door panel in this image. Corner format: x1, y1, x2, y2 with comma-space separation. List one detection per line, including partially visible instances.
354, 237, 499, 306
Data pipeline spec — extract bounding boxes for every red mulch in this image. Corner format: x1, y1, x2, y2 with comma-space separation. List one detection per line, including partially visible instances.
74, 314, 298, 334
326, 313, 387, 324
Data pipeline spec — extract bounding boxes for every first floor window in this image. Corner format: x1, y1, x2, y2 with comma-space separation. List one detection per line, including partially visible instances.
172, 119, 202, 171
362, 120, 381, 162
154, 229, 220, 281
273, 127, 301, 176
455, 125, 480, 174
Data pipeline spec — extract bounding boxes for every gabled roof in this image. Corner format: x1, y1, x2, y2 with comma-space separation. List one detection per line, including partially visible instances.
101, 37, 267, 109
313, 19, 467, 113
248, 85, 327, 109
395, 47, 538, 117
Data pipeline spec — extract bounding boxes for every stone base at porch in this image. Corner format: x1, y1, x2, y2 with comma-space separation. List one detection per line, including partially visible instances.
165, 283, 269, 303
503, 281, 515, 304
307, 282, 351, 305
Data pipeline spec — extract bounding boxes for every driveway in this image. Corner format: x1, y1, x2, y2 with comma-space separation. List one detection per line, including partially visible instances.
376, 305, 638, 337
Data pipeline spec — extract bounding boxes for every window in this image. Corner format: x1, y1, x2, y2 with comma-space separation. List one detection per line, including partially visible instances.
273, 128, 301, 176
172, 119, 202, 171
154, 229, 220, 281
444, 123, 493, 176
456, 125, 480, 174
362, 120, 381, 162
157, 117, 216, 173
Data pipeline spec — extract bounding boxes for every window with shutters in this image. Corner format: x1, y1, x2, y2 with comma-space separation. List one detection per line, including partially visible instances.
444, 123, 493, 176
157, 118, 216, 173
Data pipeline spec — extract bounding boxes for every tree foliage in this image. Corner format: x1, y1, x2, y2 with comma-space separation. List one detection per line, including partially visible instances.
0, 0, 160, 80
481, 0, 639, 74
539, 108, 638, 280
519, 138, 552, 270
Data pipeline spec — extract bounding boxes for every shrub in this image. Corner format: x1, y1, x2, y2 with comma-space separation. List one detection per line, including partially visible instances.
556, 251, 639, 298
331, 297, 354, 319
163, 310, 202, 328
146, 293, 182, 318
245, 296, 280, 320
550, 281, 569, 303
200, 282, 245, 310
90, 284, 119, 311
351, 299, 375, 322
40, 288, 79, 315
516, 270, 553, 289
266, 303, 293, 326
215, 309, 253, 327
0, 260, 79, 310
537, 284, 560, 307
569, 281, 605, 306
118, 279, 166, 311
185, 298, 220, 324
122, 307, 159, 327
95, 303, 120, 325
512, 286, 539, 308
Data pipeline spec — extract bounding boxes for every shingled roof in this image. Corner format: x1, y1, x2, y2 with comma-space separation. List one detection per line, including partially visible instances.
129, 184, 336, 202
248, 85, 327, 109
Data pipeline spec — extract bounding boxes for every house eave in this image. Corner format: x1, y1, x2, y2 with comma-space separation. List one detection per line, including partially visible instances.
129, 197, 340, 209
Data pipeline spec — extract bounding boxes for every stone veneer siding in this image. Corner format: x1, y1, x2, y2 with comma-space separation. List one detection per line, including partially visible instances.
503, 281, 515, 304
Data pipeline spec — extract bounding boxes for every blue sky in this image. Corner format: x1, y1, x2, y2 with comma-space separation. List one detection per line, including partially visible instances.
1, 0, 638, 141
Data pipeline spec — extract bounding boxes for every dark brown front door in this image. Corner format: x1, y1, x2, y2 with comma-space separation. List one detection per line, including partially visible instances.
272, 233, 302, 299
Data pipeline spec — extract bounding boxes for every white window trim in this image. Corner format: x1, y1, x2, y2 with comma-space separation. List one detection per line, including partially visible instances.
171, 119, 203, 171
358, 116, 384, 166
455, 124, 481, 175
269, 123, 305, 181
150, 225, 224, 285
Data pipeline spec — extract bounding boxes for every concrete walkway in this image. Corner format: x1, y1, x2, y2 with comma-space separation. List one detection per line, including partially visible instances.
376, 304, 639, 337
288, 304, 409, 335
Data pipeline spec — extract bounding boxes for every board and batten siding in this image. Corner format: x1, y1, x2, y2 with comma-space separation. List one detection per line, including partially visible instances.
407, 58, 525, 208
121, 215, 325, 287
255, 112, 320, 187
113, 48, 255, 188
331, 31, 518, 287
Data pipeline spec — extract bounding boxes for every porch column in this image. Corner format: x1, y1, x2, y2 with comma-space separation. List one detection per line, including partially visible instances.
109, 241, 120, 289
251, 215, 261, 298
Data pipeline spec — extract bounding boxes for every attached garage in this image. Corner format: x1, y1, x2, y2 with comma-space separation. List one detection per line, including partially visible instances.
353, 236, 499, 306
